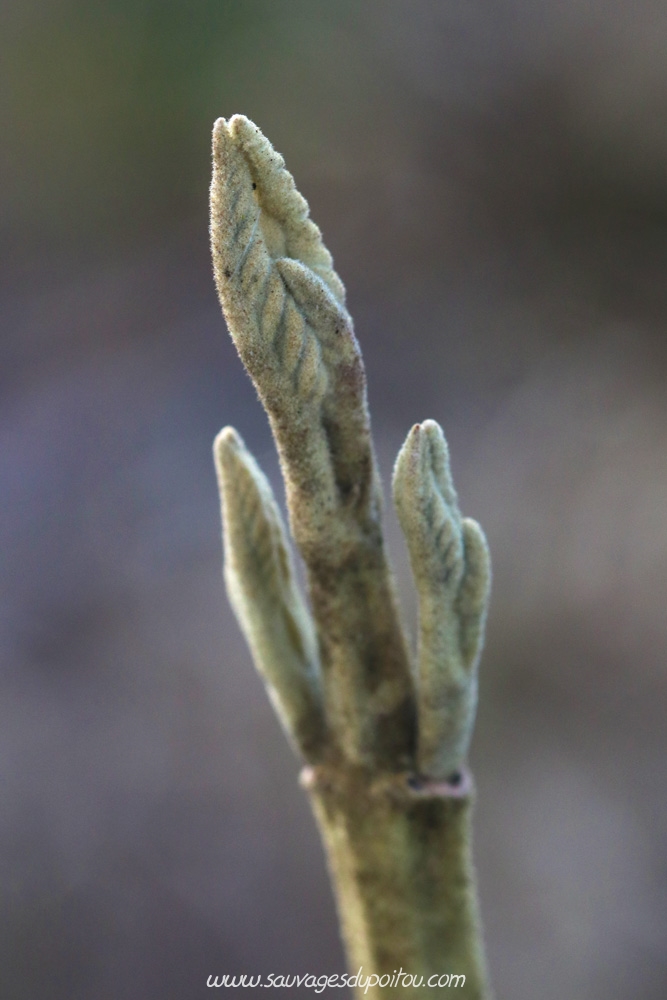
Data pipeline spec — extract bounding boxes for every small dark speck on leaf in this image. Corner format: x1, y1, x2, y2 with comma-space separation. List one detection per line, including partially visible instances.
252, 182, 257, 190
224, 269, 231, 278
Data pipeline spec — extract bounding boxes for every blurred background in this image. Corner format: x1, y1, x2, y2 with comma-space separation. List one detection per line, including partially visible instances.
2, 1, 666, 997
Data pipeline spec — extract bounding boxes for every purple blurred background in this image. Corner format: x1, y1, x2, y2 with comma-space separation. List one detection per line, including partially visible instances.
2, 2, 666, 997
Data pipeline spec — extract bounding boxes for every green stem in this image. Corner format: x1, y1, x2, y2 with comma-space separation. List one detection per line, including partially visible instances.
302, 764, 491, 1000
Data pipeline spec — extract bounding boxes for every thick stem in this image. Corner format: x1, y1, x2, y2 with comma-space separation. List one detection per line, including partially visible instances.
302, 765, 491, 1000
